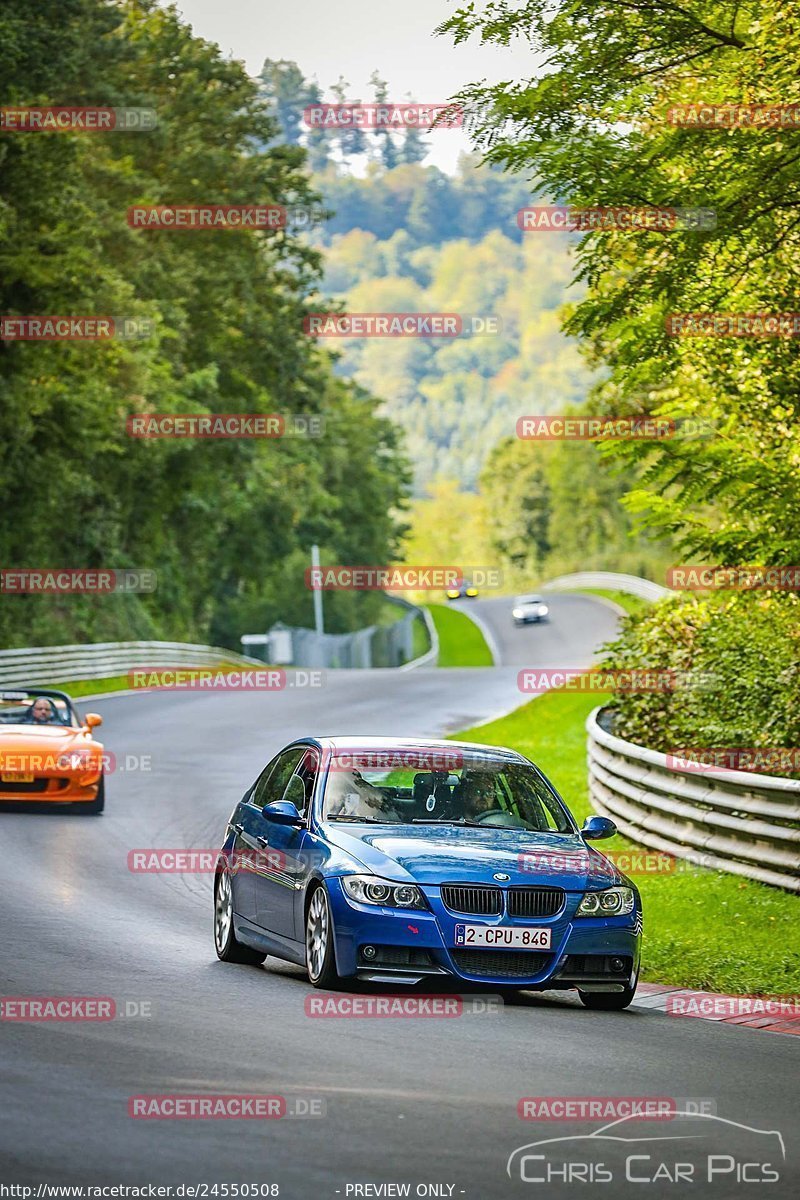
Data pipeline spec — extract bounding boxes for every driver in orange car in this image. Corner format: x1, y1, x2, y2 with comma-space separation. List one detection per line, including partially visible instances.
26, 697, 60, 724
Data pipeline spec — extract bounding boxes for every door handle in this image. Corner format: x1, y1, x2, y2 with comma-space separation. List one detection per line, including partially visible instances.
256, 835, 269, 848
231, 823, 244, 835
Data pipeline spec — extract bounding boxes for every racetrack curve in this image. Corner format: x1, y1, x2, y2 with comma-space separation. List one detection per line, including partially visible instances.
1, 593, 797, 1197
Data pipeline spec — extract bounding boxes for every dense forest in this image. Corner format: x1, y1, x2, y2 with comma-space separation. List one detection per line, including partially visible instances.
0, 1, 409, 649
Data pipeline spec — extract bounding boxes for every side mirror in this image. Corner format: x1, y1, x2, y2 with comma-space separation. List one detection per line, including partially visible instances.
84, 713, 103, 730
582, 815, 617, 841
262, 800, 303, 826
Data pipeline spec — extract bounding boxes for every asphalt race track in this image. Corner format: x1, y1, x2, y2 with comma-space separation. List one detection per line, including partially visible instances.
1, 593, 797, 1197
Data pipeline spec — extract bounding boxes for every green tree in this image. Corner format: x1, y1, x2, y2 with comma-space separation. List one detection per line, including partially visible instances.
0, 0, 408, 648
439, 0, 800, 565
368, 71, 400, 170
329, 75, 367, 165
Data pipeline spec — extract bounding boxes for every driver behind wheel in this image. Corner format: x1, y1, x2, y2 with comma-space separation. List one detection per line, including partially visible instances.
25, 697, 59, 724
459, 771, 497, 818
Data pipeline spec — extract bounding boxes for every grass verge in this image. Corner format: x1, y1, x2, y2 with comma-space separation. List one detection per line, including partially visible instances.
425, 603, 493, 667
454, 684, 800, 995
410, 614, 431, 660
574, 587, 652, 619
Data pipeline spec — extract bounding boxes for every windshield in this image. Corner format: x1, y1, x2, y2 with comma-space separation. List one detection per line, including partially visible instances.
0, 693, 75, 726
321, 750, 575, 833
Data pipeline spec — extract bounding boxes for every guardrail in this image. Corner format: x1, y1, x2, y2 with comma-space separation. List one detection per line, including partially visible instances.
0, 641, 264, 687
543, 571, 672, 601
399, 603, 439, 671
587, 706, 800, 893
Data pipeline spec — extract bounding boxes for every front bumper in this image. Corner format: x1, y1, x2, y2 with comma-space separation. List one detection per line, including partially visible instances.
0, 775, 102, 802
327, 878, 640, 989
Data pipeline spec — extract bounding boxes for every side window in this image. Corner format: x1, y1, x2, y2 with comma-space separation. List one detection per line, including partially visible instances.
289, 748, 320, 817
249, 755, 281, 808
254, 748, 305, 809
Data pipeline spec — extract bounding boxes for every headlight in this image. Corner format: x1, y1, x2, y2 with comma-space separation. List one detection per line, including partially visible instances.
576, 887, 634, 917
538, 605, 549, 616
512, 608, 524, 618
341, 875, 426, 909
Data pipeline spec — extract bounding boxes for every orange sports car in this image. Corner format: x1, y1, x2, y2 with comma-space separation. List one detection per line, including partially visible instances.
0, 688, 105, 813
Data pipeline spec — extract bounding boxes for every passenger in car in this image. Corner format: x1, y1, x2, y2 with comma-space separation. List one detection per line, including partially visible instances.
325, 768, 403, 822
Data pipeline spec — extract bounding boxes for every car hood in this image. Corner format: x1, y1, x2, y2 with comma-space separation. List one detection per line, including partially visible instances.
0, 725, 98, 759
0, 724, 83, 742
323, 825, 621, 890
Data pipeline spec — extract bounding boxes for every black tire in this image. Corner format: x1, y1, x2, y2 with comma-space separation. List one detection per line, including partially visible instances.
578, 980, 638, 1010
305, 884, 342, 989
75, 775, 105, 815
214, 868, 266, 965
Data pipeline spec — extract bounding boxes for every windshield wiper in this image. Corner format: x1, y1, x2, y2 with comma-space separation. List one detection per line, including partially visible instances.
328, 814, 385, 823
411, 818, 488, 828
412, 817, 530, 830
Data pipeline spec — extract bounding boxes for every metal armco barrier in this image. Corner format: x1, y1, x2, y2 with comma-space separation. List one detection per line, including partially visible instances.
587, 707, 800, 892
543, 571, 672, 601
0, 641, 263, 687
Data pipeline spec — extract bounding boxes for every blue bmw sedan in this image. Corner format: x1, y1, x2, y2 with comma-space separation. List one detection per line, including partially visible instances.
213, 737, 641, 1009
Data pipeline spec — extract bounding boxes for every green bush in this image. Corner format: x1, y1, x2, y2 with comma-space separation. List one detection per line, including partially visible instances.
599, 592, 800, 772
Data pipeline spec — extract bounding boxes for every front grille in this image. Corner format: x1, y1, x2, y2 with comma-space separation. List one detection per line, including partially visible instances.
451, 949, 550, 979
507, 886, 564, 918
441, 884, 502, 916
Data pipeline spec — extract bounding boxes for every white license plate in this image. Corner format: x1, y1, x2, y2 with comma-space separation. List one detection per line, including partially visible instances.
454, 924, 551, 949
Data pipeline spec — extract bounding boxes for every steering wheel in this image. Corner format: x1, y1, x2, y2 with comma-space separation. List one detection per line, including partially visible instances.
473, 809, 526, 827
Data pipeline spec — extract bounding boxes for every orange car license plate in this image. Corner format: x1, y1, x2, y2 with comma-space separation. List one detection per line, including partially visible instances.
1, 772, 34, 783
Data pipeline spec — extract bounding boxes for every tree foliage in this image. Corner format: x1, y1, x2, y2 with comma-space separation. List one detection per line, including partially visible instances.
0, 0, 409, 648
439, 0, 800, 564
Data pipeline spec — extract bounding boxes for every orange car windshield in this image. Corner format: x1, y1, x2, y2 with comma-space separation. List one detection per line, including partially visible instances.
0, 694, 74, 726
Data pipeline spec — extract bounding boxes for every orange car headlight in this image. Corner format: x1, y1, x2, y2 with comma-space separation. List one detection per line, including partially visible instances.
57, 750, 99, 772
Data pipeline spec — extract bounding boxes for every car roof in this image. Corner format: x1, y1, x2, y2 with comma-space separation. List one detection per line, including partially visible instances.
515, 594, 543, 603
292, 735, 527, 762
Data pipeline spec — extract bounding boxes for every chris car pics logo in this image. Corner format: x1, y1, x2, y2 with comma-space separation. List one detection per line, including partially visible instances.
507, 1113, 785, 1185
